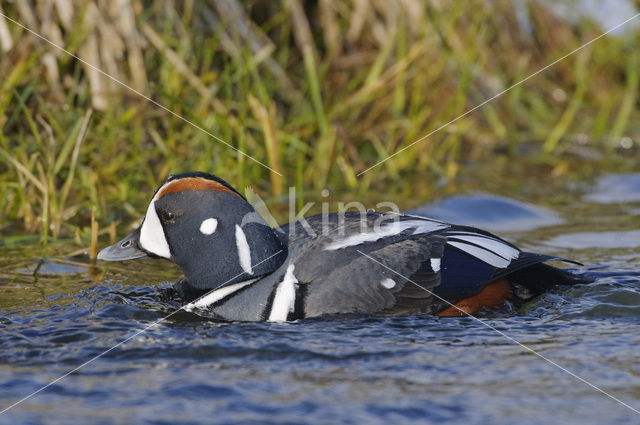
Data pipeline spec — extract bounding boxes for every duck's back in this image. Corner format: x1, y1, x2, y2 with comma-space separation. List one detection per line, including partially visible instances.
277, 212, 586, 318
186, 211, 586, 321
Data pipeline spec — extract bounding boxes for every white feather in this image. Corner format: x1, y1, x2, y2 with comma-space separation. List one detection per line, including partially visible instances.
139, 182, 172, 259
199, 218, 218, 235
410, 220, 449, 235
268, 264, 298, 322
235, 224, 253, 275
184, 278, 258, 311
324, 220, 448, 251
430, 258, 441, 272
381, 278, 396, 289
448, 234, 519, 261
447, 241, 514, 268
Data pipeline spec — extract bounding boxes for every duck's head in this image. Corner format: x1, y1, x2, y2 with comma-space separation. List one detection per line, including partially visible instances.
98, 172, 287, 289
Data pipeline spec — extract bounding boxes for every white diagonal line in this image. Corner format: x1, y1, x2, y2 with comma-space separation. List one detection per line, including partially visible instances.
356, 249, 640, 415
357, 12, 640, 176
0, 12, 282, 177
0, 249, 284, 415
183, 248, 284, 309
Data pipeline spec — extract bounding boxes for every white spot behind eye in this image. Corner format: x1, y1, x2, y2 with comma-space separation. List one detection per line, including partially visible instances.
200, 218, 218, 235
381, 278, 396, 289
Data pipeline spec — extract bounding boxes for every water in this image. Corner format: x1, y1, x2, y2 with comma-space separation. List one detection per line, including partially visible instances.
1, 173, 640, 425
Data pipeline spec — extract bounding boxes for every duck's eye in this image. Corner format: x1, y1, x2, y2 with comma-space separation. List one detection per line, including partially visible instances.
160, 210, 176, 223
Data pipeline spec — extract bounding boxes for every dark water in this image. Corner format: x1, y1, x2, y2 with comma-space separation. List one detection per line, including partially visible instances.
2, 173, 640, 425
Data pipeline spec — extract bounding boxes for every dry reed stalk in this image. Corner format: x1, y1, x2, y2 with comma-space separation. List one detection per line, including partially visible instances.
112, 0, 147, 92
319, 0, 340, 60
15, 0, 37, 29
90, 206, 98, 260
57, 109, 92, 231
0, 147, 47, 193
287, 0, 317, 61
53, 0, 73, 29
140, 21, 210, 98
248, 95, 282, 196
78, 3, 107, 110
205, 0, 297, 100
347, 0, 370, 43
0, 4, 13, 51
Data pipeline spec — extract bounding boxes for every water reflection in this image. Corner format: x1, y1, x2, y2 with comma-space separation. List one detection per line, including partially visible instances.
583, 173, 640, 204
409, 193, 563, 232
546, 230, 640, 249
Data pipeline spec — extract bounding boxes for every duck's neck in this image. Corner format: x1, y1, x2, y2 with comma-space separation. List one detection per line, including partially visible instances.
182, 222, 288, 291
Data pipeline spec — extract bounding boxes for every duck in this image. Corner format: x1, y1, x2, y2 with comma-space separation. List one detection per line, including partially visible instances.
98, 171, 587, 321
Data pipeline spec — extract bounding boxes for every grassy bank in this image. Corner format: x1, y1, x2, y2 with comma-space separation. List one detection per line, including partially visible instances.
0, 0, 639, 244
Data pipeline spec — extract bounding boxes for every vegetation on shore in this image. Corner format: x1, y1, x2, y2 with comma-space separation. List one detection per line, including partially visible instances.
1, 0, 639, 246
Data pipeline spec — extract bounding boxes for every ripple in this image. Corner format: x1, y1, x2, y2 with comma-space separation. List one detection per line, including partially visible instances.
17, 258, 89, 276
2, 227, 640, 424
583, 173, 640, 204
409, 193, 563, 232
545, 230, 640, 249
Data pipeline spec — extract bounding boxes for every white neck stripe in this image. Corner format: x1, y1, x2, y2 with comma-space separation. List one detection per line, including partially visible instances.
268, 264, 298, 322
235, 224, 253, 275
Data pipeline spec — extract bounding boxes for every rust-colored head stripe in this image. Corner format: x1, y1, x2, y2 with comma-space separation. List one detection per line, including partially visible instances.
157, 177, 243, 199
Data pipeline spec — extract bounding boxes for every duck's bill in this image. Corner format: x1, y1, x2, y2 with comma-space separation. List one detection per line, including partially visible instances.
97, 228, 148, 261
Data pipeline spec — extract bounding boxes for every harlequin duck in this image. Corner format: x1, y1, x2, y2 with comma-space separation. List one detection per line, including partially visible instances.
98, 172, 587, 321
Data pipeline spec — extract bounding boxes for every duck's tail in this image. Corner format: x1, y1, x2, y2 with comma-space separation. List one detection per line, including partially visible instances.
505, 252, 593, 300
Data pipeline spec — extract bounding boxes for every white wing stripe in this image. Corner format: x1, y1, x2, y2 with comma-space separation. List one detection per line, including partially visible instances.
447, 235, 519, 261
447, 241, 513, 268
324, 220, 448, 251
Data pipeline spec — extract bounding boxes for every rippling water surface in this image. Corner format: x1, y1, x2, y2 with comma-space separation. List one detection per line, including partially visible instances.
1, 173, 640, 425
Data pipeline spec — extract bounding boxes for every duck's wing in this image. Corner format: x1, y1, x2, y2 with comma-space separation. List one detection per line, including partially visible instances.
433, 225, 586, 303
295, 229, 446, 317
284, 212, 585, 318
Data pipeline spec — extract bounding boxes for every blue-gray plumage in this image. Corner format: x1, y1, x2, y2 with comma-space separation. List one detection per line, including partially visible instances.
98, 172, 588, 322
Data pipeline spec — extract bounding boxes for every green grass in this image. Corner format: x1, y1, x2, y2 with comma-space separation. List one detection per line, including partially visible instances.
1, 0, 640, 247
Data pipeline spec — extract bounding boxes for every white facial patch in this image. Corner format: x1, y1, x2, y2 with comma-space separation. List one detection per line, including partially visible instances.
381, 278, 396, 289
269, 264, 298, 322
199, 218, 218, 235
235, 224, 253, 275
139, 182, 172, 259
